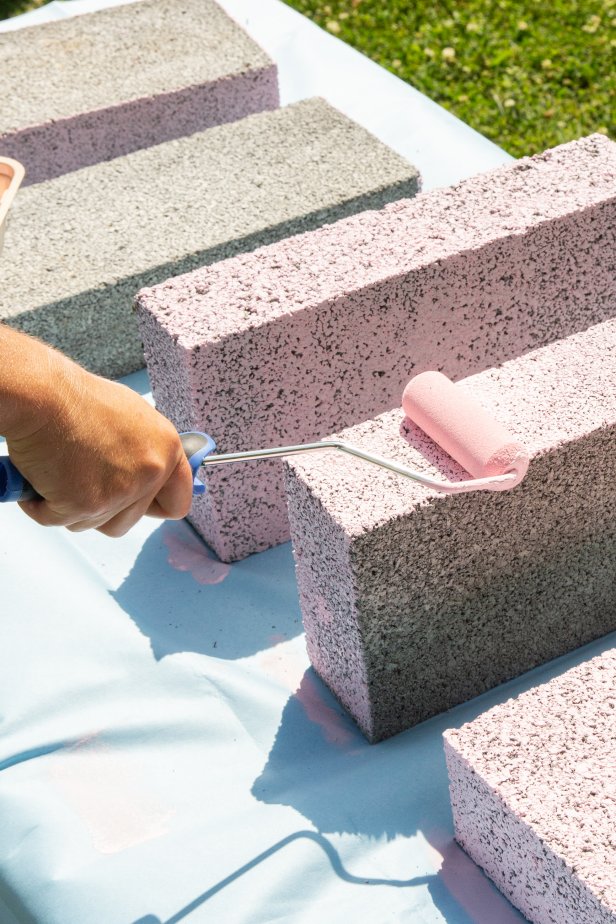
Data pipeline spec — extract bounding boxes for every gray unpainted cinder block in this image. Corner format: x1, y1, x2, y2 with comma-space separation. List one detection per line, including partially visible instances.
136, 134, 616, 563
444, 649, 616, 923
0, 98, 420, 377
285, 319, 616, 742
0, 0, 279, 184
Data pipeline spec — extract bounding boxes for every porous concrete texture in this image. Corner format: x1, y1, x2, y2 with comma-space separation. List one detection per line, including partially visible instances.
0, 0, 279, 185
285, 318, 616, 742
0, 97, 420, 377
136, 134, 616, 562
444, 648, 616, 923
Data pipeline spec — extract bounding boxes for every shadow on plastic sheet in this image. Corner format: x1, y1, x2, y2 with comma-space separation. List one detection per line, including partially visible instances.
129, 637, 615, 924
247, 631, 615, 924
112, 520, 303, 660
127, 658, 524, 924
130, 825, 523, 924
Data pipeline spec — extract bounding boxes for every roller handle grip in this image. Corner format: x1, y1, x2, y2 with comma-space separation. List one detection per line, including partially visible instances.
0, 455, 38, 503
0, 431, 217, 504
180, 431, 217, 495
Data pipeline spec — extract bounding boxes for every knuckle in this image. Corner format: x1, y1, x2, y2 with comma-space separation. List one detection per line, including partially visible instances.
139, 449, 169, 486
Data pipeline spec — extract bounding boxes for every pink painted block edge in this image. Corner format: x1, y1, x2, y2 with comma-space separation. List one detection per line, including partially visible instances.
444, 648, 616, 924
1, 66, 279, 186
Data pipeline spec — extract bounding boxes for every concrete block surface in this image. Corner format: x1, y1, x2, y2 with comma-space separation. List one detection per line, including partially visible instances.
1, 97, 419, 377
285, 318, 616, 741
137, 134, 616, 562
0, 0, 279, 184
444, 648, 616, 924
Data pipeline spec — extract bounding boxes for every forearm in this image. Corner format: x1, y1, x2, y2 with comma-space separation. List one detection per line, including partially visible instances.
0, 325, 75, 442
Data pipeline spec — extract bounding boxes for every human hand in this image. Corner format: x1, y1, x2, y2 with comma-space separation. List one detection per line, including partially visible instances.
2, 328, 193, 536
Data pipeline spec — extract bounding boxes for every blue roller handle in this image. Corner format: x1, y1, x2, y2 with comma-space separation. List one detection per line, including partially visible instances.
0, 454, 36, 502
180, 431, 217, 495
0, 432, 217, 503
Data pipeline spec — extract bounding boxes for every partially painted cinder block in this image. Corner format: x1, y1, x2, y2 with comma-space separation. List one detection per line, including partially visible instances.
285, 319, 616, 742
137, 134, 616, 562
444, 648, 616, 924
0, 0, 279, 184
0, 98, 419, 377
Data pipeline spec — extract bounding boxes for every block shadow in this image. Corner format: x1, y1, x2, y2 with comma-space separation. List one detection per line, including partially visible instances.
253, 634, 616, 838
131, 828, 524, 924
246, 630, 615, 923
112, 520, 303, 660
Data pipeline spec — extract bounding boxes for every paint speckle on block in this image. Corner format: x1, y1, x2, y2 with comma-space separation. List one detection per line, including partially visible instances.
285, 318, 616, 741
137, 134, 616, 562
0, 0, 279, 184
444, 648, 616, 924
1, 98, 418, 377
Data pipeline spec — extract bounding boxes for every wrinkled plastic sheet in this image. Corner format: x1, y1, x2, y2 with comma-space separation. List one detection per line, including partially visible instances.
1, 3, 612, 923
4, 446, 613, 924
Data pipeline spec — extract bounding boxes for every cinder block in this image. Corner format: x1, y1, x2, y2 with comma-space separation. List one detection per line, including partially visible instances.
0, 0, 279, 185
444, 648, 616, 924
284, 318, 616, 741
136, 134, 616, 562
0, 98, 419, 377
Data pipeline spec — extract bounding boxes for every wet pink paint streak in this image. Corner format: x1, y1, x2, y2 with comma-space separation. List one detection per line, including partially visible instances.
163, 524, 230, 585
259, 644, 355, 747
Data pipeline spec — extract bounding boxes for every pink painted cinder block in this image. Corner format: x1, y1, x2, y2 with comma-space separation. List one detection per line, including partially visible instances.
285, 319, 616, 741
0, 0, 279, 185
136, 134, 616, 562
444, 648, 616, 924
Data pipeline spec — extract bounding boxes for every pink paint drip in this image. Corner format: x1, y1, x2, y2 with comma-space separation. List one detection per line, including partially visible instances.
425, 828, 524, 924
259, 645, 356, 747
295, 672, 356, 747
163, 523, 230, 585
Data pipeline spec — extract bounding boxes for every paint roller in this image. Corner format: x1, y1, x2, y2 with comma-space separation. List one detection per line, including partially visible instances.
0, 371, 529, 504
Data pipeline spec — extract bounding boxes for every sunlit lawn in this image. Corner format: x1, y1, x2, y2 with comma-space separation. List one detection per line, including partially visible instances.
0, 0, 46, 20
285, 0, 615, 156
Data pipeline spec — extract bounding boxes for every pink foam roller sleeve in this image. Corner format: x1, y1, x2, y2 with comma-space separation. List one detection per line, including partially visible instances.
402, 371, 529, 488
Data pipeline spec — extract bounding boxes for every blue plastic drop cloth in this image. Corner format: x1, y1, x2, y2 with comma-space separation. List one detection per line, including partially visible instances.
1, 5, 612, 922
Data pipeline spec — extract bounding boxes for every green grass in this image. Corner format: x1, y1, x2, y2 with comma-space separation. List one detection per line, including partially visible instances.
1, 0, 614, 156
284, 0, 615, 156
0, 0, 46, 20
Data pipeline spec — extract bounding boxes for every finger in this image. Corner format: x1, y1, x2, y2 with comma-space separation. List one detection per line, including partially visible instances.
148, 455, 194, 520
93, 494, 157, 538
145, 499, 169, 519
18, 498, 90, 529
66, 511, 124, 533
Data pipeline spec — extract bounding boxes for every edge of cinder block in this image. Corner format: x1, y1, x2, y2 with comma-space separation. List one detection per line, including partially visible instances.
284, 463, 376, 739
0, 0, 280, 184
443, 648, 616, 924
135, 133, 616, 349
3, 97, 419, 379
